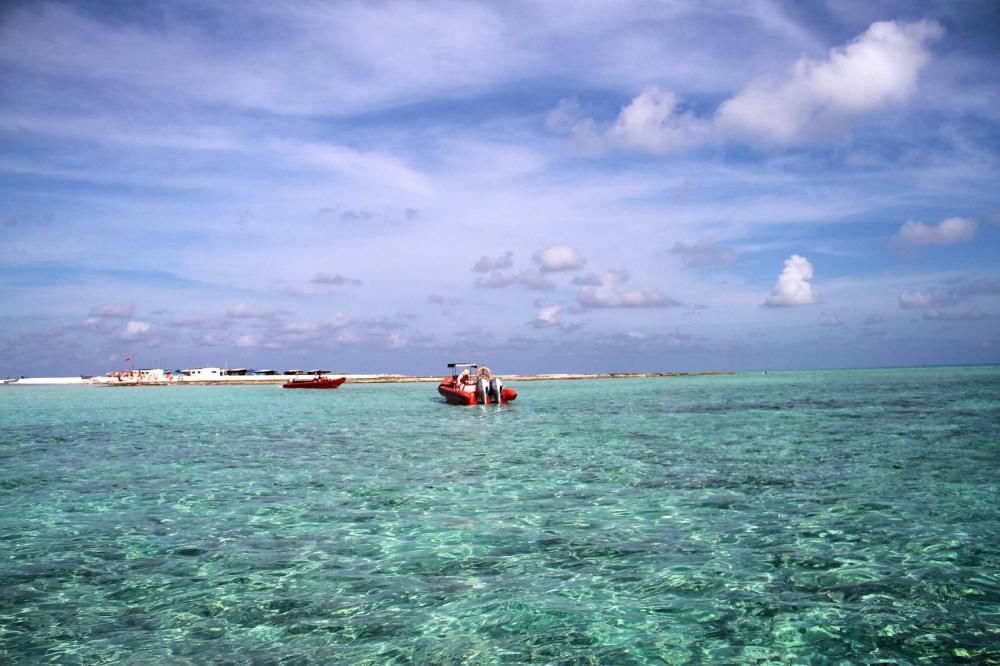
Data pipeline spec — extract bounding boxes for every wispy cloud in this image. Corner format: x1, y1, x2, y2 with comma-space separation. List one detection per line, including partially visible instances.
225, 303, 283, 320
899, 278, 1000, 315
670, 240, 737, 269
89, 303, 135, 318
1, 3, 997, 375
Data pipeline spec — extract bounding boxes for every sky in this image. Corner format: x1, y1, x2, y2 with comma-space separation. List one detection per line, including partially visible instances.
2, 0, 999, 377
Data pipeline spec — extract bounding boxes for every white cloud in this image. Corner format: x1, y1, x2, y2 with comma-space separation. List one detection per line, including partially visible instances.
898, 279, 1000, 315
0, 2, 522, 118
533, 245, 585, 272
122, 321, 152, 340
472, 251, 514, 273
472, 250, 559, 290
899, 288, 943, 309
89, 303, 135, 318
311, 272, 363, 287
476, 269, 555, 291
284, 321, 319, 334
533, 304, 563, 328
764, 255, 817, 307
922, 308, 987, 321
607, 85, 711, 152
235, 334, 257, 348
530, 302, 585, 333
717, 20, 942, 144
325, 313, 351, 328
577, 269, 680, 308
892, 217, 977, 250
226, 303, 281, 319
553, 19, 942, 152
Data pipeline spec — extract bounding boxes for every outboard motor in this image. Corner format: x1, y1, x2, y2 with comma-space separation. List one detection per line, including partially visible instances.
476, 376, 489, 404
489, 376, 503, 404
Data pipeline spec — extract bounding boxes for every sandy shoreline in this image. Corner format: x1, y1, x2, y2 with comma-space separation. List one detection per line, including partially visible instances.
5, 371, 732, 386
356, 370, 732, 384
330, 371, 732, 384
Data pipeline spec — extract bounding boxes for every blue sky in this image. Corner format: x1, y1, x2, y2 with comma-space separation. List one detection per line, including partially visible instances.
2, 0, 999, 376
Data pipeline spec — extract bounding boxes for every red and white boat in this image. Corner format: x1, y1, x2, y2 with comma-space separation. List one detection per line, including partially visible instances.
282, 376, 346, 389
438, 363, 517, 405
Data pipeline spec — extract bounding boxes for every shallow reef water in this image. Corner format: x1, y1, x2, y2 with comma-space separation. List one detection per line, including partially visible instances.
1, 367, 998, 663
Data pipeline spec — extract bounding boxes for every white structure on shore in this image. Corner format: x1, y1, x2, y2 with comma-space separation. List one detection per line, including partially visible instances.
4, 367, 410, 385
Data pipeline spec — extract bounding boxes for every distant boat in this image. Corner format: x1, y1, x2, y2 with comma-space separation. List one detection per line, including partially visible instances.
438, 363, 517, 405
282, 376, 346, 389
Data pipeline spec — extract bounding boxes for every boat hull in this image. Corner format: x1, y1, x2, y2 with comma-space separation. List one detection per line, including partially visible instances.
437, 380, 517, 405
282, 377, 346, 389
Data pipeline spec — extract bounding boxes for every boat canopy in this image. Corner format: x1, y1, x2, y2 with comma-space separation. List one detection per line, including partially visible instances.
447, 362, 478, 369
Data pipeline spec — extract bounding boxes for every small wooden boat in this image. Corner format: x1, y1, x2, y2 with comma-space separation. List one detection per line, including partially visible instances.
282, 376, 346, 389
438, 363, 516, 405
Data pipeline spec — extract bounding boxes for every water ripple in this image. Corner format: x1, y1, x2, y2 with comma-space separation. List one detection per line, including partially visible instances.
1, 368, 998, 663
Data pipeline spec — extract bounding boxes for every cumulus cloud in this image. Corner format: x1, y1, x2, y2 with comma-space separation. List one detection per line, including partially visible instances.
533, 245, 585, 272
235, 334, 257, 348
551, 19, 942, 152
606, 85, 711, 152
716, 20, 942, 144
311, 272, 363, 286
899, 279, 1000, 317
283, 313, 349, 335
530, 302, 585, 332
476, 269, 554, 291
764, 255, 817, 307
122, 320, 152, 340
577, 269, 680, 308
472, 251, 514, 273
670, 239, 737, 269
899, 288, 951, 309
473, 251, 556, 290
892, 217, 977, 251
89, 303, 135, 318
533, 304, 564, 328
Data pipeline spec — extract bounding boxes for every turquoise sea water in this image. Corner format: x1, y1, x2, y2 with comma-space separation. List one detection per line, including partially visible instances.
1, 367, 998, 664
